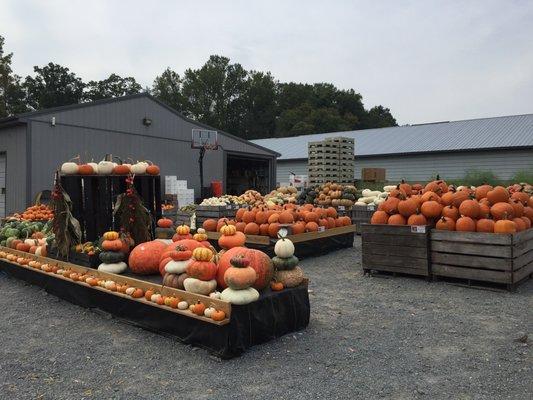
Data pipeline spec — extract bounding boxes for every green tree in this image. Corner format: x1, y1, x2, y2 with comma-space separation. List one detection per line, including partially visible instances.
84, 73, 142, 101
364, 105, 397, 128
241, 71, 278, 139
0, 35, 28, 117
23, 63, 85, 110
152, 67, 186, 112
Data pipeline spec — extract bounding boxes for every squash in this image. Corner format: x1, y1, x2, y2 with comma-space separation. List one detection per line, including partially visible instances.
217, 247, 274, 290
420, 201, 443, 219
98, 262, 127, 274
128, 240, 167, 274
220, 287, 260, 305
103, 231, 119, 240
183, 277, 217, 295
459, 199, 480, 218
60, 162, 79, 175
146, 164, 160, 175
186, 259, 217, 281
275, 266, 305, 288
272, 255, 299, 271
224, 256, 256, 290
202, 219, 218, 232
97, 161, 114, 175
162, 273, 182, 289
218, 231, 246, 250
102, 239, 123, 251
157, 218, 173, 228
131, 161, 148, 174
159, 258, 191, 276
192, 247, 213, 262
113, 164, 130, 175
274, 237, 295, 258
494, 219, 516, 234
78, 164, 95, 175
99, 251, 125, 264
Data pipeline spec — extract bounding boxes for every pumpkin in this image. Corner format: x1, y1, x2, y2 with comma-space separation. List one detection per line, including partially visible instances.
176, 224, 190, 235
290, 222, 305, 235
371, 210, 389, 225
511, 191, 530, 205
487, 186, 509, 205
192, 247, 213, 261
494, 219, 516, 234
382, 197, 400, 215
16, 243, 31, 252
146, 164, 160, 175
476, 218, 495, 233
157, 218, 173, 228
490, 202, 514, 220
219, 231, 246, 250
268, 213, 280, 224
440, 192, 455, 206
452, 191, 470, 208
217, 247, 274, 290
420, 191, 441, 203
407, 213, 427, 226
458, 199, 480, 218
424, 179, 448, 194
114, 164, 130, 174
475, 184, 493, 201
128, 241, 167, 274
220, 224, 237, 236
509, 200, 524, 218
268, 223, 281, 237
78, 164, 95, 175
388, 214, 406, 225
203, 219, 218, 232
98, 262, 127, 274
220, 287, 260, 305
513, 217, 526, 232
278, 211, 294, 224
183, 277, 217, 295
242, 209, 256, 224
478, 203, 491, 218
456, 216, 476, 232
211, 310, 226, 321
102, 239, 123, 251
244, 222, 260, 235
103, 231, 119, 240
436, 216, 455, 231
187, 259, 217, 280
305, 221, 318, 232
224, 256, 257, 290
304, 212, 319, 223
272, 255, 299, 271
420, 201, 443, 219
60, 162, 79, 175
99, 251, 125, 264
271, 281, 284, 291
524, 206, 533, 223
274, 237, 295, 258
397, 198, 418, 217
442, 205, 459, 220
193, 231, 208, 242
274, 266, 304, 288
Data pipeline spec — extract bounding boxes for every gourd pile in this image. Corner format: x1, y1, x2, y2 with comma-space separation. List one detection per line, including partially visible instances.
238, 190, 263, 207
0, 220, 52, 255
355, 182, 424, 207
298, 183, 357, 207
370, 180, 533, 233
7, 204, 54, 221
272, 236, 304, 289
200, 195, 245, 206
60, 159, 160, 175
220, 255, 260, 305
201, 204, 352, 237
263, 186, 298, 206
98, 231, 128, 274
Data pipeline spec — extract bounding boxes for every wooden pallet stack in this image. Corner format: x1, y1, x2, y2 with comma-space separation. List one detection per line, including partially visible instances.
308, 137, 354, 185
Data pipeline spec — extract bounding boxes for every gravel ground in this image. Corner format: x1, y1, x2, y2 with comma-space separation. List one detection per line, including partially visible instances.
0, 236, 531, 400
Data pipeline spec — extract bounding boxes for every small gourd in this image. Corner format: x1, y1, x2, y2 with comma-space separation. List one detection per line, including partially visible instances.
271, 255, 299, 271
204, 306, 216, 318
177, 301, 189, 310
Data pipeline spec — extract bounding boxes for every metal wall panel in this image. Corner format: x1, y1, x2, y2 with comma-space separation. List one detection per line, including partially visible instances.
0, 125, 27, 215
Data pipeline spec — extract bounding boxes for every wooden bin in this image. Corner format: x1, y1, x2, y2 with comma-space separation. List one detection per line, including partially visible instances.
345, 205, 374, 234
430, 229, 533, 289
361, 224, 431, 277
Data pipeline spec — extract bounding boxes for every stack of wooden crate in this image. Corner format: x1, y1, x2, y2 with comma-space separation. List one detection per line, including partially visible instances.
308, 137, 354, 186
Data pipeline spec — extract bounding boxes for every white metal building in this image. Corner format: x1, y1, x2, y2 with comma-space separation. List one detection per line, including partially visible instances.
252, 114, 533, 185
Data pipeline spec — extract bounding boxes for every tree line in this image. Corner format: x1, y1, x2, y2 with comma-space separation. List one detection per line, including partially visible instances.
0, 35, 397, 139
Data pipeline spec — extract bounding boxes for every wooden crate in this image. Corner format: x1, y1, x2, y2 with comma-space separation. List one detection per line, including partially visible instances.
346, 205, 374, 234
362, 224, 431, 277
361, 168, 386, 182
430, 229, 533, 289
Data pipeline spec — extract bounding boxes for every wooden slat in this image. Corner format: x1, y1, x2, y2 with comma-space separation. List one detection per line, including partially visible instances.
206, 231, 270, 245
513, 262, 533, 283
432, 263, 511, 284
430, 229, 512, 245
362, 233, 428, 247
363, 253, 428, 268
0, 246, 231, 324
431, 241, 512, 258
362, 243, 428, 259
364, 264, 429, 276
513, 249, 533, 270
513, 237, 533, 258
513, 228, 533, 246
362, 224, 430, 236
288, 225, 356, 243
431, 252, 512, 271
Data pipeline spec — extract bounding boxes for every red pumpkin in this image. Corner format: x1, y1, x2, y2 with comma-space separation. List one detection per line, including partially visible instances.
114, 164, 130, 175
203, 219, 218, 232
186, 260, 218, 281
157, 218, 173, 228
146, 164, 160, 175
128, 241, 167, 274
217, 247, 273, 290
102, 239, 123, 251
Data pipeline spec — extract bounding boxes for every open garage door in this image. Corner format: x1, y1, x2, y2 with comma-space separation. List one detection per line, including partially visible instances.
226, 154, 273, 195
0, 153, 5, 218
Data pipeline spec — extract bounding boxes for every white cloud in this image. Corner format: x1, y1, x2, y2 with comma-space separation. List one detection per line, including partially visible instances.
2, 0, 532, 124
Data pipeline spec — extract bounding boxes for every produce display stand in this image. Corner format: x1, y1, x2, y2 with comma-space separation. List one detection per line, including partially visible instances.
0, 247, 310, 358
361, 224, 431, 278
60, 175, 162, 242
206, 225, 356, 258
431, 229, 533, 291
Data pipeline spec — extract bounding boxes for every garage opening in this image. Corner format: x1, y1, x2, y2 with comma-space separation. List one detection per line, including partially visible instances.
226, 154, 271, 195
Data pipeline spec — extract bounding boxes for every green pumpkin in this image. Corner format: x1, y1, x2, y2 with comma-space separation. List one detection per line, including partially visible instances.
5, 237, 17, 248
99, 251, 125, 264
0, 240, 6, 247
272, 255, 299, 271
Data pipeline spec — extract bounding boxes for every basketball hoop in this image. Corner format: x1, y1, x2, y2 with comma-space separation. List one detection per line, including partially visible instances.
192, 129, 219, 199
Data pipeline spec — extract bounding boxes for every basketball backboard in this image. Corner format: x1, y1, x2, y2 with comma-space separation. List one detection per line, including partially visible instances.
192, 129, 218, 150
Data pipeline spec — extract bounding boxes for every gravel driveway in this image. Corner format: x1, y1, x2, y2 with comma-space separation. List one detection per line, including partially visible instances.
0, 236, 531, 400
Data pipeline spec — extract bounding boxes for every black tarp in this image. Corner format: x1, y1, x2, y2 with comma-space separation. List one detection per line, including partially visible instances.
0, 260, 310, 358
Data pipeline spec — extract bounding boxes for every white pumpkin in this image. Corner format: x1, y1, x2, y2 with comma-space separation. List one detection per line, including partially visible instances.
61, 162, 79, 175
164, 259, 191, 274
97, 161, 114, 175
88, 162, 98, 173
209, 291, 221, 299
177, 301, 189, 310
125, 287, 136, 296
220, 287, 259, 305
274, 237, 295, 258
131, 161, 148, 174
183, 277, 217, 295
98, 261, 127, 274
150, 293, 162, 303
104, 280, 116, 290
204, 307, 216, 318
35, 246, 47, 256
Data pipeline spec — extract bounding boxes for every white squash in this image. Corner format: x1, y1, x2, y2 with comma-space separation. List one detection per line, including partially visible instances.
209, 291, 222, 299
383, 185, 396, 192
360, 196, 376, 204
104, 280, 116, 290
131, 161, 148, 174
61, 162, 79, 175
164, 259, 190, 274
97, 161, 114, 175
88, 162, 98, 173
220, 287, 260, 305
274, 237, 295, 258
98, 262, 127, 274
374, 198, 385, 205
177, 301, 189, 310
204, 307, 216, 318
379, 192, 388, 198
125, 287, 136, 296
354, 201, 367, 206
183, 278, 217, 295
362, 189, 381, 197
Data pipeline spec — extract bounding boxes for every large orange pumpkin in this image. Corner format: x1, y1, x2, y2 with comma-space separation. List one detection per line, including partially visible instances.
475, 184, 493, 201
218, 231, 246, 249
398, 198, 418, 217
371, 210, 389, 225
129, 241, 167, 274
382, 197, 400, 215
304, 212, 319, 223
259, 223, 270, 236
509, 200, 524, 217
186, 260, 217, 280
436, 216, 455, 231
487, 186, 509, 205
459, 199, 480, 219
490, 202, 514, 220
279, 211, 294, 224
442, 205, 459, 220
494, 219, 516, 234
476, 218, 495, 233
420, 201, 443, 219
455, 216, 476, 232
452, 190, 470, 208
440, 192, 455, 206
407, 213, 427, 226
255, 209, 269, 224
510, 191, 529, 205
268, 223, 281, 237
203, 219, 218, 232
305, 221, 318, 232
513, 218, 526, 232
291, 222, 306, 234
216, 247, 273, 290
244, 222, 260, 235
235, 222, 246, 232
388, 214, 406, 225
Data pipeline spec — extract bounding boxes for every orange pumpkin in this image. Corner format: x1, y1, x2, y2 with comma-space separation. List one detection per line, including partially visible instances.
523, 206, 533, 223
478, 203, 491, 218
203, 219, 218, 232
242, 209, 256, 224
490, 202, 514, 220
218, 231, 246, 249
476, 218, 495, 233
520, 216, 531, 230
475, 184, 493, 201
244, 222, 260, 235
16, 243, 31, 252
157, 218, 173, 228
291, 222, 306, 234
255, 209, 269, 224
146, 164, 160, 175
420, 201, 443, 219
186, 259, 217, 280
259, 223, 270, 236
513, 217, 526, 232
407, 213, 427, 226
216, 247, 273, 290
326, 207, 338, 218
387, 214, 406, 225
268, 223, 281, 237
278, 211, 294, 224
487, 186, 509, 205
382, 197, 400, 215
436, 216, 455, 231
371, 210, 389, 225
459, 199, 480, 219
398, 198, 418, 217
235, 222, 246, 232
304, 212, 319, 223
114, 164, 130, 174
509, 200, 524, 217
442, 205, 459, 220
452, 190, 470, 208
305, 221, 318, 232
456, 216, 476, 232
128, 241, 167, 274
102, 239, 123, 251
494, 219, 516, 234
510, 191, 529, 205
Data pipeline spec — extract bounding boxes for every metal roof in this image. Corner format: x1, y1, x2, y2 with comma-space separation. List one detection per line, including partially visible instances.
251, 113, 533, 160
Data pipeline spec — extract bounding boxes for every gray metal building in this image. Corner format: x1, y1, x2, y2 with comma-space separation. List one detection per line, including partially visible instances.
252, 114, 533, 185
0, 93, 278, 217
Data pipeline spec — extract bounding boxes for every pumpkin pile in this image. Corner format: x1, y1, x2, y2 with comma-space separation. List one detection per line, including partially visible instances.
272, 236, 304, 289
202, 204, 352, 237
155, 218, 174, 239
298, 183, 357, 207
183, 247, 218, 295
61, 159, 160, 176
16, 204, 54, 221
220, 255, 260, 305
370, 180, 533, 233
98, 231, 128, 274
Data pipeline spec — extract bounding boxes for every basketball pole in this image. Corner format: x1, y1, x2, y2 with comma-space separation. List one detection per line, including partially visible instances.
198, 146, 206, 199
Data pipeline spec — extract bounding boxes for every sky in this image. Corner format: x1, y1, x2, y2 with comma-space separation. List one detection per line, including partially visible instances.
2, 0, 533, 125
